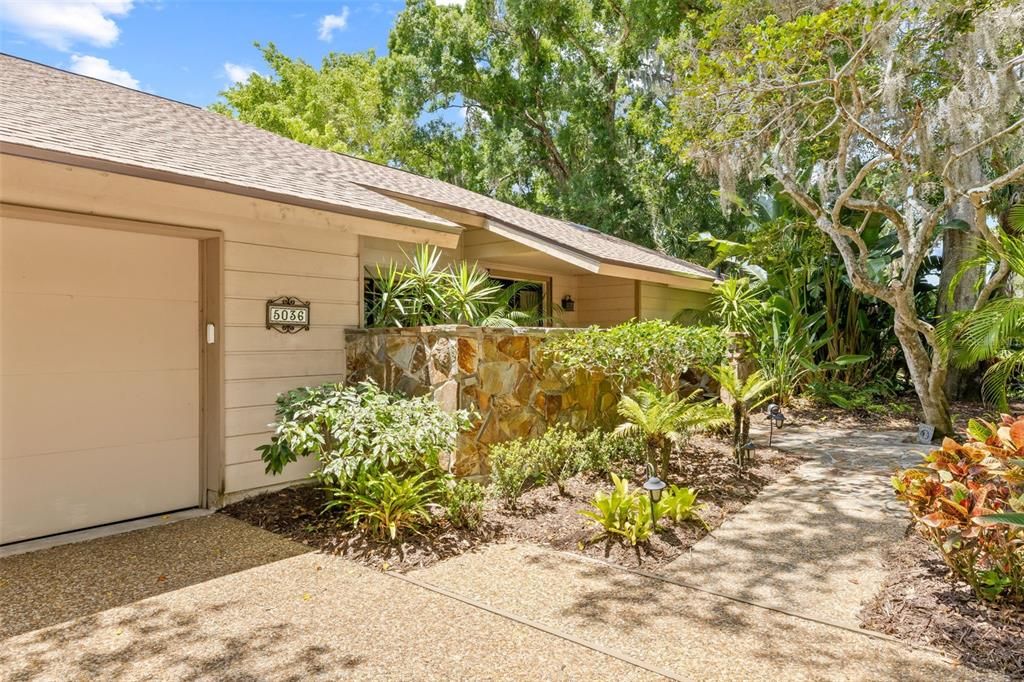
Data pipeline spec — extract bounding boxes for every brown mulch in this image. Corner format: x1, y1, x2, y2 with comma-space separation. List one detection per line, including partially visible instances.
220, 486, 504, 571
785, 398, 1022, 435
492, 436, 803, 570
221, 436, 805, 572
859, 532, 1024, 678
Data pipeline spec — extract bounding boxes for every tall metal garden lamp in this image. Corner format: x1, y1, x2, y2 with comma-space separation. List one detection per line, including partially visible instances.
766, 403, 785, 447
643, 463, 667, 529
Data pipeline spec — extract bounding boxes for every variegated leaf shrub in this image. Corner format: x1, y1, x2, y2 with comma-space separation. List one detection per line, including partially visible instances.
892, 415, 1024, 602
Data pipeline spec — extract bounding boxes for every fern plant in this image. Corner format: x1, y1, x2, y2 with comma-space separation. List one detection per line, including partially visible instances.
711, 364, 774, 466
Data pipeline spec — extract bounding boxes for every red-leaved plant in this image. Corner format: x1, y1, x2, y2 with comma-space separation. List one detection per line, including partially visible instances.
892, 414, 1024, 602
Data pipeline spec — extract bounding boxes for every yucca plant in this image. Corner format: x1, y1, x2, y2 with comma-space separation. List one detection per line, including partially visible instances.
711, 364, 774, 466
615, 385, 725, 475
365, 245, 537, 328
938, 227, 1024, 411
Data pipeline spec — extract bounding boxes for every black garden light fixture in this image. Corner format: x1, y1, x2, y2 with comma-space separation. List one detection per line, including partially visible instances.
741, 440, 756, 466
642, 463, 667, 528
766, 403, 785, 446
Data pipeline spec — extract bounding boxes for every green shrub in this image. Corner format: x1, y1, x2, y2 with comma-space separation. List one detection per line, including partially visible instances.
541, 320, 726, 393
444, 479, 486, 529
892, 414, 1024, 603
584, 430, 648, 470
487, 438, 539, 508
533, 424, 589, 495
257, 380, 473, 488
805, 379, 898, 413
326, 469, 440, 541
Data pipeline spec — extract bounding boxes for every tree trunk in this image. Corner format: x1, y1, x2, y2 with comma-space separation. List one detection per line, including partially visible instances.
937, 196, 983, 399
893, 316, 954, 436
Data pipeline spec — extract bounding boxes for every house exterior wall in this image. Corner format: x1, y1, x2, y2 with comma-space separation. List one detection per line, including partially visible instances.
575, 275, 637, 326
638, 282, 712, 323
0, 154, 456, 504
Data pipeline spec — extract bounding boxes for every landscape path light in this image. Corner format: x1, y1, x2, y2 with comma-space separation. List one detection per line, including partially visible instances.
766, 403, 785, 446
642, 462, 667, 529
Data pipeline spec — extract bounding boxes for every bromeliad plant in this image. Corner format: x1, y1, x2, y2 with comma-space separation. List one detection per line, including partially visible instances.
579, 474, 706, 546
578, 474, 654, 546
892, 414, 1024, 603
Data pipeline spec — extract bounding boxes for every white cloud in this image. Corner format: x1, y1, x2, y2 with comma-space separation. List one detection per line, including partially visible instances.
69, 54, 139, 89
223, 62, 258, 84
317, 6, 349, 41
0, 0, 134, 51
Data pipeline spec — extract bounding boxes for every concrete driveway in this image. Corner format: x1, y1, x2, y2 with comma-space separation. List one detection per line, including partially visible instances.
0, 515, 647, 681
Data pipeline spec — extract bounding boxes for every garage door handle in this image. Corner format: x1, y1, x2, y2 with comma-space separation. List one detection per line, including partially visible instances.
206, 323, 216, 344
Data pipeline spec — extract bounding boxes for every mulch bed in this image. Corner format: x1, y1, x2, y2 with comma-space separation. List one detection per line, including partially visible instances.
785, 398, 1022, 435
492, 436, 803, 570
220, 435, 805, 572
859, 532, 1024, 678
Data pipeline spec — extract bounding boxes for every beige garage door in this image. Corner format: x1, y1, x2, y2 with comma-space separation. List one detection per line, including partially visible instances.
1, 216, 201, 544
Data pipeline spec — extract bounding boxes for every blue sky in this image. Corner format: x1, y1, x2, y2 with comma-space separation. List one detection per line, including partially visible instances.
0, 1, 455, 107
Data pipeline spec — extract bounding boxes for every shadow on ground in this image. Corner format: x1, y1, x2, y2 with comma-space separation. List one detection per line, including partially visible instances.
0, 514, 310, 638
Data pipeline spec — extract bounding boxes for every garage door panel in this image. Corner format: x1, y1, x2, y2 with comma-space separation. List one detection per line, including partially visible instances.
2, 293, 198, 374
1, 217, 202, 544
1, 218, 198, 300
2, 370, 199, 457
0, 438, 200, 543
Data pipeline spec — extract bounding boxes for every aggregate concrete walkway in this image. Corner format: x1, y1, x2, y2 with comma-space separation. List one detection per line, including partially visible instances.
0, 517, 646, 681
411, 543, 971, 681
663, 423, 932, 627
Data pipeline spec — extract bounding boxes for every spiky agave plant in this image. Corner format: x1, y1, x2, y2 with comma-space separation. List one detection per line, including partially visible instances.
938, 224, 1024, 410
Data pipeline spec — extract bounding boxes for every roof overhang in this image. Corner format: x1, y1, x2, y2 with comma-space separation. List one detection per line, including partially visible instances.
0, 141, 464, 247
483, 220, 716, 291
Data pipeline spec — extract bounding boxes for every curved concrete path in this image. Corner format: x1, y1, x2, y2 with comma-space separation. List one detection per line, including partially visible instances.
662, 423, 932, 627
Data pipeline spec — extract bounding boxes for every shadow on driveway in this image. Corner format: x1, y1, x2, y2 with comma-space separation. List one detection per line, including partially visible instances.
0, 514, 310, 638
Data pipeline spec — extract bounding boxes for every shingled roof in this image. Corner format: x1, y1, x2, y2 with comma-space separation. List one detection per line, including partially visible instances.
0, 54, 715, 282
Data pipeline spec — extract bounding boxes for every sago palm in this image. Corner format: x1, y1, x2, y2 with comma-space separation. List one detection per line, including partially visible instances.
615, 385, 724, 475
711, 364, 774, 465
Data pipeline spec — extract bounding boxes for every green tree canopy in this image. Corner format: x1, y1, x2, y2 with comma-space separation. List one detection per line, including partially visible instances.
667, 0, 1024, 433
212, 1, 740, 260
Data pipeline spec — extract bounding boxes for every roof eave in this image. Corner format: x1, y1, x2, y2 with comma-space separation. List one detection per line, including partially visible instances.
0, 141, 464, 238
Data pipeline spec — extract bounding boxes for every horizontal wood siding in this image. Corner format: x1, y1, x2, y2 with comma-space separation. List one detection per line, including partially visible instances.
575, 275, 637, 326
222, 234, 357, 482
638, 282, 712, 323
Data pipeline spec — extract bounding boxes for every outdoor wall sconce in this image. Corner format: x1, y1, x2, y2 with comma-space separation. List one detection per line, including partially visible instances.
560, 294, 575, 312
642, 463, 666, 528
766, 403, 785, 446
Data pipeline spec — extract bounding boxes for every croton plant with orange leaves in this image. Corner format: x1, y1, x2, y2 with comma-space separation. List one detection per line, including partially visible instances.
893, 414, 1024, 602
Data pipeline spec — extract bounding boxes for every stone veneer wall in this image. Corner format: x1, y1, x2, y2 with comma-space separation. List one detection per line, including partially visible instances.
344, 326, 620, 476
